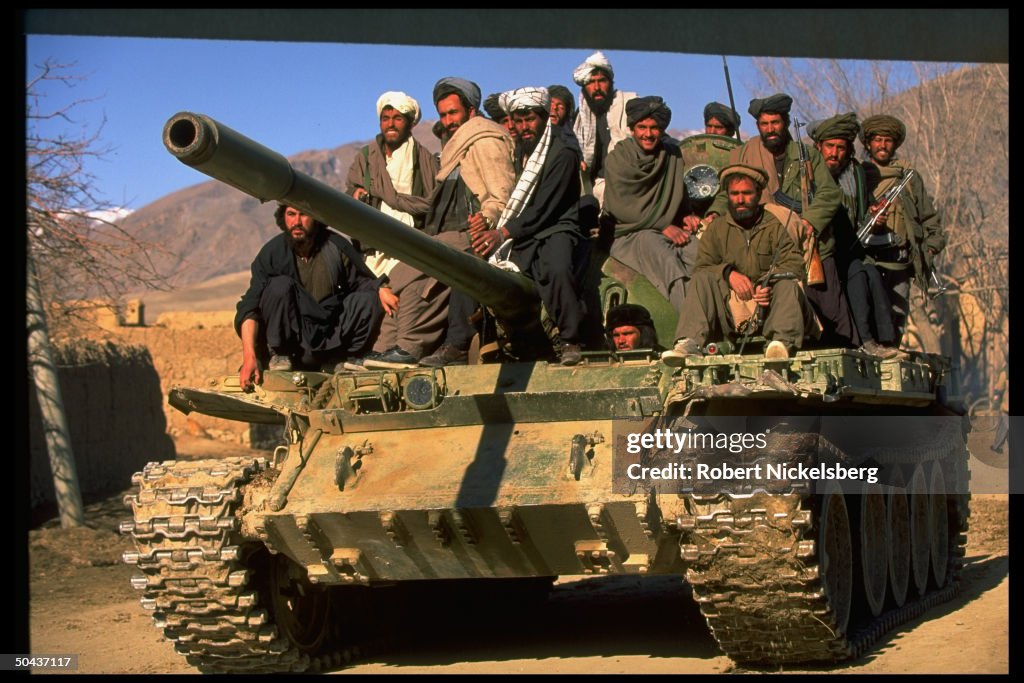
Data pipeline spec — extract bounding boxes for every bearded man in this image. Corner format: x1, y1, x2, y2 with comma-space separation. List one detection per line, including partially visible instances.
413, 77, 515, 367
547, 84, 576, 129
235, 204, 395, 388
809, 112, 899, 358
571, 51, 637, 205
344, 91, 442, 367
603, 96, 698, 345
425, 87, 588, 366
662, 166, 814, 365
859, 114, 946, 342
706, 94, 840, 295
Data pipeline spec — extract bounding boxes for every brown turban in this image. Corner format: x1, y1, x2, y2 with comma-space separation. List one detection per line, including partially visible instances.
719, 163, 769, 190
860, 114, 907, 148
703, 101, 741, 131
809, 112, 860, 143
626, 96, 671, 129
748, 93, 793, 118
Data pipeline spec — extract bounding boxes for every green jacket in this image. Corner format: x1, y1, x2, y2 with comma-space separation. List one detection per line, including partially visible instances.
863, 159, 946, 290
695, 206, 806, 285
709, 137, 842, 259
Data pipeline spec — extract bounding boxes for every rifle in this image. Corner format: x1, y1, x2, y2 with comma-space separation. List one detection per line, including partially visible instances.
721, 56, 741, 142
792, 119, 826, 285
854, 168, 916, 247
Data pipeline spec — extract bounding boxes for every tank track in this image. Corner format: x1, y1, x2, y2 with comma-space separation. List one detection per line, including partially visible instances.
121, 458, 381, 673
680, 434, 969, 665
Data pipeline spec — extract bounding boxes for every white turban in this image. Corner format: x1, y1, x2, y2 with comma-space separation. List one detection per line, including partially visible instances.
376, 91, 421, 126
499, 87, 550, 115
572, 51, 614, 87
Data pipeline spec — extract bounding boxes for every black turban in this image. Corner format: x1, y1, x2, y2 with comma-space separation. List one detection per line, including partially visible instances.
626, 96, 671, 129
482, 92, 506, 121
606, 304, 654, 331
547, 84, 575, 116
860, 114, 907, 148
703, 101, 740, 132
808, 112, 860, 143
748, 93, 793, 118
432, 77, 482, 111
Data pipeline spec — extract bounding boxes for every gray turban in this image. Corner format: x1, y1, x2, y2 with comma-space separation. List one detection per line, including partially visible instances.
432, 77, 482, 111
748, 93, 793, 118
376, 91, 421, 126
572, 51, 614, 86
808, 112, 860, 143
626, 96, 671, 129
499, 87, 550, 115
703, 101, 740, 131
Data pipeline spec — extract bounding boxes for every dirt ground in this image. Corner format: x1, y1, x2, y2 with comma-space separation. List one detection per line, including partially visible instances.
27, 434, 1010, 675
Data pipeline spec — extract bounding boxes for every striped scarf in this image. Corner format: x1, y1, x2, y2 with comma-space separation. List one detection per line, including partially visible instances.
488, 121, 554, 270
575, 95, 599, 169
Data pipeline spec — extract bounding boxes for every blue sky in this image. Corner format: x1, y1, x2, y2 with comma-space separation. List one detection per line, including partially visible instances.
27, 35, 770, 211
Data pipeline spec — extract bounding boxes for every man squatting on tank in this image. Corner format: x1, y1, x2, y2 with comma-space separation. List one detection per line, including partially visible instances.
233, 53, 949, 385
235, 204, 397, 389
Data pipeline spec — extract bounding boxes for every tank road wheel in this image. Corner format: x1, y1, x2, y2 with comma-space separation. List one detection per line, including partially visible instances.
907, 464, 931, 597
818, 481, 853, 637
885, 468, 911, 608
927, 462, 950, 588
262, 550, 331, 653
853, 481, 889, 618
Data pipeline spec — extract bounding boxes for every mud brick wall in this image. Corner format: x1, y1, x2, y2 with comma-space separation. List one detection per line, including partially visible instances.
113, 313, 258, 445
29, 340, 176, 509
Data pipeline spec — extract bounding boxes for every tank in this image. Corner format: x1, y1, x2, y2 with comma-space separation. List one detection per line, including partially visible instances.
120, 112, 971, 672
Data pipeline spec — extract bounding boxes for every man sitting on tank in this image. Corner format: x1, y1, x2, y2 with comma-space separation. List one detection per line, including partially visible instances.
605, 303, 661, 352
661, 165, 816, 366
602, 96, 700, 348
434, 86, 589, 366
234, 203, 398, 390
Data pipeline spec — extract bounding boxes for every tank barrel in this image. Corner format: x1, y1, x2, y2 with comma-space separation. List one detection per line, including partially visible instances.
162, 112, 539, 324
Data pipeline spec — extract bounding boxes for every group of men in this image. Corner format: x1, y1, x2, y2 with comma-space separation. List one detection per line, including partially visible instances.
234, 51, 945, 390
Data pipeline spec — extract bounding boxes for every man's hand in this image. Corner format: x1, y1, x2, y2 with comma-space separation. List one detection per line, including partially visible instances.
352, 187, 370, 203
662, 224, 691, 246
472, 228, 505, 257
752, 284, 771, 307
378, 286, 399, 316
239, 318, 262, 392
728, 270, 755, 300
868, 202, 889, 229
467, 211, 489, 235
682, 214, 703, 234
239, 355, 262, 393
800, 218, 816, 241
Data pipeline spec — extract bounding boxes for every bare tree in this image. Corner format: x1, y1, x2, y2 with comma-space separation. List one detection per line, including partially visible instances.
27, 60, 170, 338
26, 60, 170, 526
748, 59, 1009, 399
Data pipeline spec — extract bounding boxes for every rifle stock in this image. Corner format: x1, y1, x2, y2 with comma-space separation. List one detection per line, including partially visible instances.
792, 119, 825, 285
